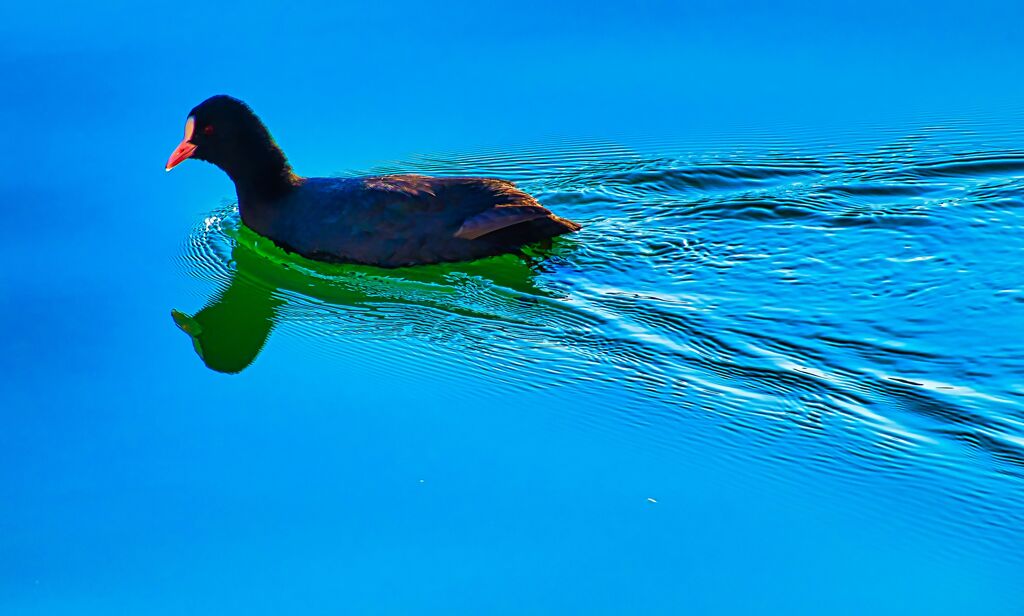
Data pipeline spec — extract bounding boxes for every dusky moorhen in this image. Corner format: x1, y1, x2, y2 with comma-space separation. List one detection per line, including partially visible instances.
166, 95, 580, 267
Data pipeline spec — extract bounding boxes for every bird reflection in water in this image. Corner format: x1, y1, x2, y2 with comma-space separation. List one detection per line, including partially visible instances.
172, 233, 564, 374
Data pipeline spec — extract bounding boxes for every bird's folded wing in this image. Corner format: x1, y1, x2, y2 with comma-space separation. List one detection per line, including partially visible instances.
454, 205, 552, 240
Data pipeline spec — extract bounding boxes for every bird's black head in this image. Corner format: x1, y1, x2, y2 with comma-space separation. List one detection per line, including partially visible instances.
166, 95, 295, 196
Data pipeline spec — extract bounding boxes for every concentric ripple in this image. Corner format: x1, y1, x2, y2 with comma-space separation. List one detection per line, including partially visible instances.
176, 115, 1024, 566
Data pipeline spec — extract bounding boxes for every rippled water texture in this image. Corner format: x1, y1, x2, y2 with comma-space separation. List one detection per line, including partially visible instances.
176, 119, 1024, 570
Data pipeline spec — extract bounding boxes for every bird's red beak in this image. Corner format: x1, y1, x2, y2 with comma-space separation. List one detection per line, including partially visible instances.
165, 140, 197, 171
165, 115, 197, 171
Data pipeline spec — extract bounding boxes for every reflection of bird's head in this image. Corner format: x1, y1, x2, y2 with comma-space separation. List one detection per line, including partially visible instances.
170, 269, 281, 374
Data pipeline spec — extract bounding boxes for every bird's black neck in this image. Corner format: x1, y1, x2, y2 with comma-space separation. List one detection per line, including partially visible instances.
225, 139, 301, 230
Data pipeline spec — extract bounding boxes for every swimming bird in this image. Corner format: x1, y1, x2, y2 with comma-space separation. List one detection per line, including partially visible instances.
165, 95, 580, 267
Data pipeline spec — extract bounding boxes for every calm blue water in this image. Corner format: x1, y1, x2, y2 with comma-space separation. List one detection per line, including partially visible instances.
3, 2, 1024, 614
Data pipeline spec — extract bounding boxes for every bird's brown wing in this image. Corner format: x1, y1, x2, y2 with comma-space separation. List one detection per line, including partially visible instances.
454, 205, 553, 240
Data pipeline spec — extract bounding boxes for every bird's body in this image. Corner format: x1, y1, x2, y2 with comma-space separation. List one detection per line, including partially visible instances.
242, 174, 579, 267
166, 96, 580, 267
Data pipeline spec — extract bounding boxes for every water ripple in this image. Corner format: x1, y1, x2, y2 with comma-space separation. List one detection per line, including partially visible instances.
175, 115, 1024, 566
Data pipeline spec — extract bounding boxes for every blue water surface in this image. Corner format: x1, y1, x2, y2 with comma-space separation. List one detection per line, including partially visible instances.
3, 2, 1024, 614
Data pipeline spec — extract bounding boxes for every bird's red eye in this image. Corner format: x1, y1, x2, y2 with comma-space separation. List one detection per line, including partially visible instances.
203, 125, 215, 136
